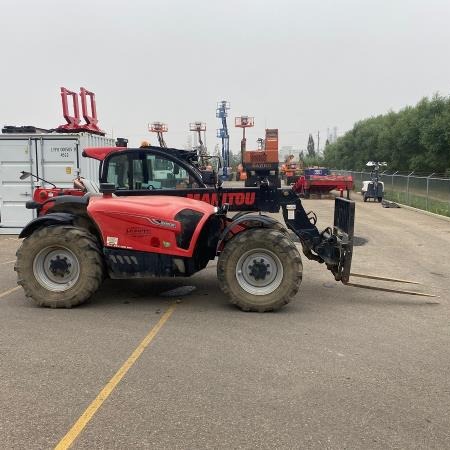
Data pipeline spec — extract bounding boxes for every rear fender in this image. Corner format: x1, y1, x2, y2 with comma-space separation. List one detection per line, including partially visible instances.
19, 213, 76, 239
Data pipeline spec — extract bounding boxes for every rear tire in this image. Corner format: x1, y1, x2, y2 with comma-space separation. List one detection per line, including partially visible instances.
15, 226, 104, 308
217, 228, 302, 312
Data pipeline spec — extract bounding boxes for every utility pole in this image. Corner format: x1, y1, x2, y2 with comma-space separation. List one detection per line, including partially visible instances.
317, 131, 320, 154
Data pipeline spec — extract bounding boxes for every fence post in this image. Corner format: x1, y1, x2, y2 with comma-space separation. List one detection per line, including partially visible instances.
426, 173, 434, 212
392, 171, 398, 195
407, 171, 414, 204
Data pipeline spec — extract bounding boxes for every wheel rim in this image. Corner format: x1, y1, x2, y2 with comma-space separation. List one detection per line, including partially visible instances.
33, 246, 80, 292
235, 248, 284, 296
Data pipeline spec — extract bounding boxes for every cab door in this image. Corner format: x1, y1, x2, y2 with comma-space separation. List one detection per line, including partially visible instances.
101, 149, 204, 191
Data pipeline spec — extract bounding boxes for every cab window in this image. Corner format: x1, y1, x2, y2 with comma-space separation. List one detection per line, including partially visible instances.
105, 152, 199, 190
106, 154, 130, 189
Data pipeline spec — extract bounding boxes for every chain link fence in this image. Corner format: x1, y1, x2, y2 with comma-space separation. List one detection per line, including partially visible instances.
333, 171, 450, 217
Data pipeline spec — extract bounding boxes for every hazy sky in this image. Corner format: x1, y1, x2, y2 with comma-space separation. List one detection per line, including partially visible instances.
1, 0, 449, 152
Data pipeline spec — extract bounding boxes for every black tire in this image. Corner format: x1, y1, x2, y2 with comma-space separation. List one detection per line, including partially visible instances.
15, 226, 104, 308
217, 228, 302, 312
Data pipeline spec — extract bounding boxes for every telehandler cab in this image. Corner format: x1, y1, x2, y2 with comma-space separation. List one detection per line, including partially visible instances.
16, 146, 355, 312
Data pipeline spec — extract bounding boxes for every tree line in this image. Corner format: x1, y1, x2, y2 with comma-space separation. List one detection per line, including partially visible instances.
323, 94, 450, 174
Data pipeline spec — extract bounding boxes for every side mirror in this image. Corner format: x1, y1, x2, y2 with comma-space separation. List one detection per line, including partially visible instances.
20, 171, 32, 180
201, 170, 217, 186
99, 183, 116, 195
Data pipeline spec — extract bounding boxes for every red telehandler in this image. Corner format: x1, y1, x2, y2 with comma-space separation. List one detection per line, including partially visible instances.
15, 145, 355, 312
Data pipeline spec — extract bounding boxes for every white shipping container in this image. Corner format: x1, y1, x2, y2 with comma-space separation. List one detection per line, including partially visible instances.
0, 132, 114, 234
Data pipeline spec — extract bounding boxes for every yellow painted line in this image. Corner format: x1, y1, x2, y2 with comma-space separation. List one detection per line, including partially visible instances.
54, 303, 177, 450
0, 286, 20, 299
0, 259, 16, 265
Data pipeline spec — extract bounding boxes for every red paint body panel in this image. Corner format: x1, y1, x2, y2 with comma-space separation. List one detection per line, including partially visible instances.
87, 195, 216, 257
33, 187, 84, 215
33, 187, 83, 203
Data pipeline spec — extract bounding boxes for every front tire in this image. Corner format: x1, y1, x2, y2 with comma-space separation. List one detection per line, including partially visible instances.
15, 226, 104, 308
217, 229, 302, 312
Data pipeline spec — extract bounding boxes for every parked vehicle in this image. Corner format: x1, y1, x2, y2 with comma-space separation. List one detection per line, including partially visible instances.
362, 161, 386, 202
16, 145, 355, 312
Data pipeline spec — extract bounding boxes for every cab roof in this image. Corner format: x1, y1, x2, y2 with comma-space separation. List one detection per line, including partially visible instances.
82, 147, 127, 161
82, 146, 200, 163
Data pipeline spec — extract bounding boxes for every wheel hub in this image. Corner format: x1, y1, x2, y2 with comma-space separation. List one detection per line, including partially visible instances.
33, 246, 80, 292
236, 249, 284, 296
49, 255, 72, 277
248, 259, 271, 281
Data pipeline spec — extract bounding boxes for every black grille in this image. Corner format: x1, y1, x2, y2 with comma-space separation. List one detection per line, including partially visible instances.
175, 209, 204, 249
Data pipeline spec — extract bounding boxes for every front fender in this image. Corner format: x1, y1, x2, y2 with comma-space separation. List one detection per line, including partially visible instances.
19, 213, 76, 239
218, 213, 287, 247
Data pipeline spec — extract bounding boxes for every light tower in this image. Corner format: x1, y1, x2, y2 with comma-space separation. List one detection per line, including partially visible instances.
149, 122, 168, 148
216, 101, 230, 179
235, 115, 254, 164
189, 121, 207, 167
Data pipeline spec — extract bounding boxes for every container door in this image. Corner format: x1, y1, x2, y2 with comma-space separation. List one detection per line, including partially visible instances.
0, 138, 37, 232
37, 138, 79, 187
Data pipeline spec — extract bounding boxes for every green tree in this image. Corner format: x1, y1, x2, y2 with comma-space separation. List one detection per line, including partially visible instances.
307, 134, 315, 157
323, 94, 450, 173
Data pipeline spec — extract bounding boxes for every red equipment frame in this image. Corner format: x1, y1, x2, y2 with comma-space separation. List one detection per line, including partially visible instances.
57, 87, 81, 132
293, 174, 354, 198
57, 86, 105, 135
79, 87, 105, 135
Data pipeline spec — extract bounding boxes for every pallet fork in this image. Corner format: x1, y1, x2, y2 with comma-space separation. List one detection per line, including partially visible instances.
346, 273, 437, 298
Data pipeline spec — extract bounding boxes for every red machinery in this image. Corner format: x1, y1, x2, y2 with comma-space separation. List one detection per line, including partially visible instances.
293, 168, 353, 198
281, 155, 303, 185
57, 87, 105, 135
236, 116, 280, 187
18, 144, 356, 311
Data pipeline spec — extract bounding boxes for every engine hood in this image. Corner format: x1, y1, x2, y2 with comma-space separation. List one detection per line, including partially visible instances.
88, 195, 216, 222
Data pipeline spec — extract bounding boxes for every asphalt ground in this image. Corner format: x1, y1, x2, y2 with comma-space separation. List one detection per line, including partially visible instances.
0, 192, 449, 449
